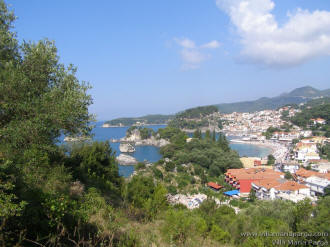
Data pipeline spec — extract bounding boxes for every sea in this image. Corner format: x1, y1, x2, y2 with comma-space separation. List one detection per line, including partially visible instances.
60, 122, 271, 177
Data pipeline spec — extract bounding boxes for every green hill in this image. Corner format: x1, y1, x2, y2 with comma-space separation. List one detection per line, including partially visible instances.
105, 114, 174, 126
216, 86, 330, 113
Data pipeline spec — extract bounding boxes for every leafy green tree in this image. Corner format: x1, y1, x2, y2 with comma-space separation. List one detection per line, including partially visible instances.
162, 209, 207, 245
210, 224, 230, 243
0, 14, 93, 159
217, 133, 229, 152
152, 167, 163, 180
205, 130, 211, 140
165, 161, 175, 172
193, 129, 202, 139
212, 130, 216, 142
284, 171, 293, 180
67, 141, 123, 202
125, 176, 155, 209
209, 164, 221, 177
324, 185, 330, 197
248, 188, 257, 202
144, 184, 167, 221
267, 154, 275, 165
293, 199, 313, 232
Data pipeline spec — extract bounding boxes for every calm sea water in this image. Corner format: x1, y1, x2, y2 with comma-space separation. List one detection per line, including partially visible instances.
60, 123, 271, 177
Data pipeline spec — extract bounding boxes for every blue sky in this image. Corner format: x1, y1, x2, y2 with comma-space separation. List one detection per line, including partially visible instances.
8, 0, 330, 120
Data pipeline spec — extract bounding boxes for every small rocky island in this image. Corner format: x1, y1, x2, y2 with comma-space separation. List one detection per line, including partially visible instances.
111, 127, 170, 147
116, 154, 138, 165
119, 143, 135, 153
114, 127, 170, 165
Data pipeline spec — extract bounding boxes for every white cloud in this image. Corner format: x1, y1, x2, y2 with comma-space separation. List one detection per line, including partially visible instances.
201, 40, 221, 49
216, 0, 330, 67
175, 38, 220, 70
175, 38, 196, 49
181, 49, 207, 64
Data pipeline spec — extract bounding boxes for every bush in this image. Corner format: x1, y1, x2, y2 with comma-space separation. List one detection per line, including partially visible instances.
152, 167, 163, 180
210, 224, 231, 243
136, 162, 146, 170
165, 162, 175, 172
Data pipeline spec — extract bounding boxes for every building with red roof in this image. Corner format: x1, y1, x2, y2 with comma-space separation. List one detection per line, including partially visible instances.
225, 168, 284, 195
207, 182, 222, 191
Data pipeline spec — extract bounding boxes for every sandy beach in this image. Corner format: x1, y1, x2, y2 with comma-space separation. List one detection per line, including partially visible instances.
230, 139, 289, 162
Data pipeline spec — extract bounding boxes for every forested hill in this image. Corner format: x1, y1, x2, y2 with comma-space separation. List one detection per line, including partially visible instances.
105, 114, 174, 126
216, 86, 330, 113
106, 87, 330, 124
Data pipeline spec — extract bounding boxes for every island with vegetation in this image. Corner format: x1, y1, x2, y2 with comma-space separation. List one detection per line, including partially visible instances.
103, 114, 174, 127
1, 2, 329, 247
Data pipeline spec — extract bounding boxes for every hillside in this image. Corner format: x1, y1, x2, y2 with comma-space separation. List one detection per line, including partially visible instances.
105, 86, 330, 125
105, 114, 174, 126
216, 86, 330, 113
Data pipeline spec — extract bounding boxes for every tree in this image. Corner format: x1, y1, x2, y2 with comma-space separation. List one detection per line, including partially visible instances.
212, 130, 216, 142
144, 184, 168, 221
209, 164, 221, 177
0, 19, 93, 159
323, 185, 330, 197
193, 129, 202, 139
284, 171, 293, 180
205, 130, 211, 140
67, 141, 123, 202
267, 154, 275, 165
217, 133, 229, 152
248, 188, 257, 202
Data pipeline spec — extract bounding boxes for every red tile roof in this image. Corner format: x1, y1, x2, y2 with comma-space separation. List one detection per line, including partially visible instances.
207, 182, 222, 190
295, 168, 330, 180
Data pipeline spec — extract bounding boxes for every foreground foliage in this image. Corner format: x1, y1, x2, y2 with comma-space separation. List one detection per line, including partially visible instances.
1, 1, 329, 246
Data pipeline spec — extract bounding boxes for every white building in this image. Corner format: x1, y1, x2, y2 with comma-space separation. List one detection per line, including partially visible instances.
252, 179, 311, 203
305, 176, 330, 196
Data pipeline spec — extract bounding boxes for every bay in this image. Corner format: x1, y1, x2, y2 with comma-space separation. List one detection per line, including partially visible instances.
60, 123, 271, 177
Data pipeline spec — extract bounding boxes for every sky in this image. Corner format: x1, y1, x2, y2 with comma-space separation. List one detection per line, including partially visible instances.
8, 0, 330, 120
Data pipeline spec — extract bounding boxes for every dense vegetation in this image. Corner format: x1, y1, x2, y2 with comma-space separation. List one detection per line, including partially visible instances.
290, 98, 330, 137
175, 106, 218, 119
126, 126, 156, 139
168, 106, 220, 130
1, 2, 330, 246
106, 114, 173, 126
159, 128, 242, 177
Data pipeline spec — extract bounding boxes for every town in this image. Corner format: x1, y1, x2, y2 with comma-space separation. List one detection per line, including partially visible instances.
158, 102, 330, 209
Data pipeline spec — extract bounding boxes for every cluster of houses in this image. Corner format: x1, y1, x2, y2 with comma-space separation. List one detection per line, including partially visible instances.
224, 167, 330, 203
293, 136, 329, 162
221, 107, 301, 135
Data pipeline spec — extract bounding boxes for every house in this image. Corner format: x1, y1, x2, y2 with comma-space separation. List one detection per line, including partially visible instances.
300, 130, 312, 138
225, 168, 284, 196
305, 176, 330, 196
294, 168, 330, 196
271, 131, 299, 142
280, 163, 300, 174
294, 142, 319, 162
311, 118, 326, 125
252, 179, 311, 202
254, 160, 262, 166
311, 162, 330, 173
207, 182, 222, 191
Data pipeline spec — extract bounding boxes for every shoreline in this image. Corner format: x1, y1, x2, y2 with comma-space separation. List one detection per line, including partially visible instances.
230, 139, 276, 153
102, 123, 168, 128
230, 139, 288, 161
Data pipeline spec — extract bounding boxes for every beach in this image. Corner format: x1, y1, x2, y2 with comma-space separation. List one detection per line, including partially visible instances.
230, 139, 289, 162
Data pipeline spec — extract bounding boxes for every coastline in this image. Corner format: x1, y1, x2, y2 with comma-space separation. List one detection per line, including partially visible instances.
102, 123, 168, 128
230, 139, 276, 153
230, 139, 288, 162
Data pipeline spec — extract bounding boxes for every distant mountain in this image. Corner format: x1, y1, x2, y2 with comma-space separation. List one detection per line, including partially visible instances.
216, 86, 330, 114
